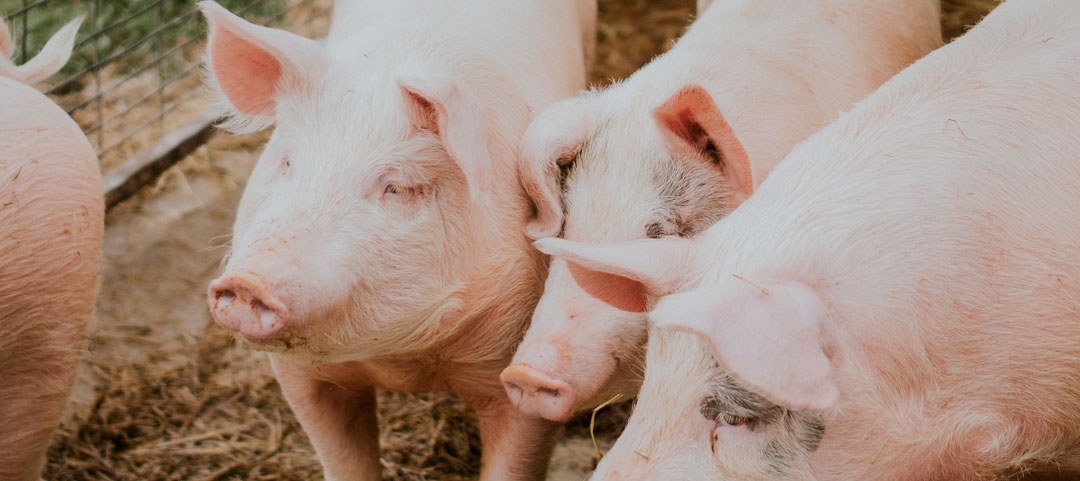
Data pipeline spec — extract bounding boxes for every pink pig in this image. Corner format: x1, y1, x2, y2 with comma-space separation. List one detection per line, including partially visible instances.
502, 0, 942, 422
199, 1, 595, 479
0, 17, 103, 481
538, 0, 1080, 479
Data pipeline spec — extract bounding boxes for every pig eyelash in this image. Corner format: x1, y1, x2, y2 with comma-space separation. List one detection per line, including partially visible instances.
645, 220, 679, 239
382, 183, 420, 198
711, 414, 756, 454
721, 413, 750, 427
718, 413, 757, 432
645, 222, 667, 239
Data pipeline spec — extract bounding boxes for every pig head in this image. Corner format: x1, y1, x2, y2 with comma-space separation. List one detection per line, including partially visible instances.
502, 86, 751, 421
536, 237, 838, 481
200, 1, 533, 362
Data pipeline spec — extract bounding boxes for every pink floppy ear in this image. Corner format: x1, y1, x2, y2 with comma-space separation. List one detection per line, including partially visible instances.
651, 278, 837, 411
534, 236, 693, 312
398, 76, 492, 202
519, 98, 597, 239
653, 84, 753, 198
199, 1, 327, 119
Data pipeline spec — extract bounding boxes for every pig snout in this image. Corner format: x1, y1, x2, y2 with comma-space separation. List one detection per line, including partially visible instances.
207, 273, 289, 339
500, 363, 577, 422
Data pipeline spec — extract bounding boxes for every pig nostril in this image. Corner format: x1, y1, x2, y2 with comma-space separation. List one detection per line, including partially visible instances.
216, 289, 236, 303
539, 387, 560, 398
254, 299, 275, 319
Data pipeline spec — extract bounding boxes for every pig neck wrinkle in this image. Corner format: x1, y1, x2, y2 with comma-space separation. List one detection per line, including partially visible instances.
421, 249, 539, 365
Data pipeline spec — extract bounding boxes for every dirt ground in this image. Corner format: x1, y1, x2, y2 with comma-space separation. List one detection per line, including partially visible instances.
42, 1, 1000, 480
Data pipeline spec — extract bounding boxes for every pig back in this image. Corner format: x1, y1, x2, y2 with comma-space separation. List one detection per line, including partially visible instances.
0, 76, 103, 340
326, 0, 590, 111
706, 0, 1080, 446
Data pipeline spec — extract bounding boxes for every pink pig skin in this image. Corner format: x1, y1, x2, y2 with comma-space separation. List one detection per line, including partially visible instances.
541, 0, 1080, 479
198, 0, 595, 479
505, 0, 942, 423
0, 18, 103, 481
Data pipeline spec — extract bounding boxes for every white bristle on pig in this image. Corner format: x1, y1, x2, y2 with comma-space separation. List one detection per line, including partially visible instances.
539, 0, 1080, 478
199, 0, 596, 479
503, 0, 943, 423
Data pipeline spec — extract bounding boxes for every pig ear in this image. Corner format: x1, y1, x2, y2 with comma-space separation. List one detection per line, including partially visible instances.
0, 16, 81, 85
534, 236, 692, 312
519, 98, 597, 239
653, 84, 753, 198
651, 278, 837, 411
199, 1, 327, 130
0, 17, 11, 58
398, 76, 492, 202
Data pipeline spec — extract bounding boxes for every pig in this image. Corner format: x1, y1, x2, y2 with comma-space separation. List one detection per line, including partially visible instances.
0, 17, 103, 481
535, 0, 1080, 478
199, 1, 595, 479
502, 0, 943, 423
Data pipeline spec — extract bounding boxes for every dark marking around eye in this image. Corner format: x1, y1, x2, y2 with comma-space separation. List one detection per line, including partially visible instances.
557, 155, 579, 219
645, 222, 667, 239
701, 372, 827, 473
675, 215, 695, 238
761, 413, 826, 474
650, 160, 732, 240
700, 373, 780, 425
559, 160, 575, 187
795, 415, 825, 451
763, 440, 794, 473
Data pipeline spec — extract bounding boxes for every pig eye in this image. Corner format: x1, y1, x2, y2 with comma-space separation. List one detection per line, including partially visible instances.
720, 414, 752, 429
383, 183, 418, 198
645, 221, 676, 239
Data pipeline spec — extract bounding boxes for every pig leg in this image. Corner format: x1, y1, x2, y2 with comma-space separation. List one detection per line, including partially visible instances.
0, 323, 84, 481
272, 359, 381, 481
469, 394, 563, 481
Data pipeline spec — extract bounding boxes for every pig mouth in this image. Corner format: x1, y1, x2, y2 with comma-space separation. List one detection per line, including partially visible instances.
240, 332, 310, 354
242, 331, 363, 363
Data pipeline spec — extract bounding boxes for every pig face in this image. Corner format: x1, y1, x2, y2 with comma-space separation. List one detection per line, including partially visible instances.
590, 328, 826, 481
536, 237, 839, 478
201, 2, 497, 361
502, 85, 754, 420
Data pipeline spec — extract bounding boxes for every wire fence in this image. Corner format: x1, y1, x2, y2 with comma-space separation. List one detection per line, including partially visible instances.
2, 0, 330, 207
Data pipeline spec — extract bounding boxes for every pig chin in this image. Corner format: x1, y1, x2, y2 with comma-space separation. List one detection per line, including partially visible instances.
211, 301, 349, 359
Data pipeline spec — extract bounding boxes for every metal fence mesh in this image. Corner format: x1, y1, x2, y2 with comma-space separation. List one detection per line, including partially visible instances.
3, 0, 329, 202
